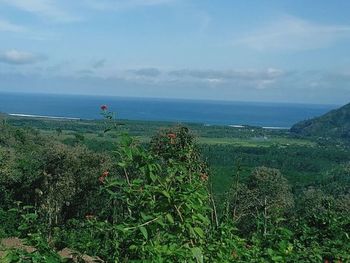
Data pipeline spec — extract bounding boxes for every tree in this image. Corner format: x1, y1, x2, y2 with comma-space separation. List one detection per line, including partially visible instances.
230, 167, 294, 236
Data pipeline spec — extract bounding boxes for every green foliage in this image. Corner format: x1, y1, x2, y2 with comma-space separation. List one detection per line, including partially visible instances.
0, 208, 20, 238
3, 248, 61, 263
1, 116, 350, 262
0, 204, 62, 262
96, 129, 212, 261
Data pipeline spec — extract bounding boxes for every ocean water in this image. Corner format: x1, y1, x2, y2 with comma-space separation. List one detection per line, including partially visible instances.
0, 92, 337, 128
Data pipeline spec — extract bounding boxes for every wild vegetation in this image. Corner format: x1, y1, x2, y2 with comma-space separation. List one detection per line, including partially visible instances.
0, 107, 349, 262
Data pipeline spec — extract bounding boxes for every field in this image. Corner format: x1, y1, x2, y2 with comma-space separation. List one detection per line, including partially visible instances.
5, 115, 314, 146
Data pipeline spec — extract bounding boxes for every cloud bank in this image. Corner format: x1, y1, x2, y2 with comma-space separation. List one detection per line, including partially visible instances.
1, 67, 349, 104
0, 50, 45, 65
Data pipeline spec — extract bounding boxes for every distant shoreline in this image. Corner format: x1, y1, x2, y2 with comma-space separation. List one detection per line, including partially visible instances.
228, 124, 290, 130
9, 113, 80, 121
8, 113, 290, 130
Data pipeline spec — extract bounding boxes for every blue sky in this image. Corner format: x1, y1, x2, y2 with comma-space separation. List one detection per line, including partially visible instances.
0, 0, 349, 104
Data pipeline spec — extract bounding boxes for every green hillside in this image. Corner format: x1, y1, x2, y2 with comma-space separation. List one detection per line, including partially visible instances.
291, 103, 350, 139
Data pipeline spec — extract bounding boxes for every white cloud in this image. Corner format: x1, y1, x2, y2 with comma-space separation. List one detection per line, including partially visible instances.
129, 68, 161, 77
0, 50, 45, 65
168, 68, 285, 83
0, 0, 79, 22
234, 15, 350, 51
0, 18, 26, 32
0, 18, 60, 42
104, 67, 287, 90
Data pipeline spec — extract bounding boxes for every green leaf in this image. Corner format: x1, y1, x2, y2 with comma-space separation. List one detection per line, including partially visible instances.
267, 248, 274, 256
197, 213, 210, 224
141, 212, 152, 221
150, 173, 157, 182
166, 213, 174, 224
191, 247, 203, 263
129, 245, 137, 250
194, 227, 204, 238
272, 256, 283, 262
117, 162, 126, 168
125, 148, 133, 159
139, 226, 148, 240
106, 189, 117, 196
156, 217, 165, 227
161, 190, 170, 199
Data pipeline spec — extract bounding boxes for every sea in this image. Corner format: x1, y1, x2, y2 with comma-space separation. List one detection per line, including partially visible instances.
0, 92, 338, 128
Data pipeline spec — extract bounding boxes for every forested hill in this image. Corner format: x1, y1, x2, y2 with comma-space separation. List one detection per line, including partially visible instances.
291, 102, 350, 139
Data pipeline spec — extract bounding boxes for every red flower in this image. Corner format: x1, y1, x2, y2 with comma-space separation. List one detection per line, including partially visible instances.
100, 105, 108, 111
99, 176, 105, 183
85, 214, 95, 220
231, 250, 238, 258
99, 171, 109, 183
200, 173, 208, 182
167, 133, 176, 139
167, 133, 176, 144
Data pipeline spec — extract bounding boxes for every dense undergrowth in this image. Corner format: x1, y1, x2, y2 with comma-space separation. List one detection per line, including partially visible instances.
0, 114, 349, 262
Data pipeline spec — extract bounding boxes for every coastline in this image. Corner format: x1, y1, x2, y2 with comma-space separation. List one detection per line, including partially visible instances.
8, 113, 290, 130
228, 124, 290, 130
9, 113, 80, 121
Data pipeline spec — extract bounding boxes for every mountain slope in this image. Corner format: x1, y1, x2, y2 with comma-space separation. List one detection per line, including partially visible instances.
291, 103, 350, 139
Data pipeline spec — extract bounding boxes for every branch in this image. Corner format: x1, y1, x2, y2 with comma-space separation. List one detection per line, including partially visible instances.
124, 217, 160, 231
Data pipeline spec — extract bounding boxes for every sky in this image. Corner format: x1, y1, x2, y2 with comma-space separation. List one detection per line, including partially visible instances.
0, 0, 350, 104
